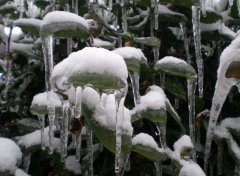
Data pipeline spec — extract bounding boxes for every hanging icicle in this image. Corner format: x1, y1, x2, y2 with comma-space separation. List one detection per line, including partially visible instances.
86, 126, 94, 176
122, 5, 127, 33
201, 0, 207, 17
192, 6, 204, 98
187, 79, 197, 161
129, 72, 140, 106
3, 25, 13, 101
175, 98, 179, 109
180, 22, 191, 64
159, 72, 165, 90
42, 35, 54, 92
155, 161, 162, 176
75, 87, 82, 119
153, 47, 159, 63
115, 97, 125, 175
76, 133, 81, 161
154, 0, 159, 30
38, 115, 46, 150
67, 38, 73, 55
217, 141, 223, 175
47, 91, 56, 154
108, 0, 113, 11
229, 0, 234, 6
119, 0, 124, 7
61, 100, 69, 160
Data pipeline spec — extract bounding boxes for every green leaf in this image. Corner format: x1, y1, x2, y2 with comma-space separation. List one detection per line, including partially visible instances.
200, 11, 222, 24
17, 118, 41, 133
165, 77, 187, 101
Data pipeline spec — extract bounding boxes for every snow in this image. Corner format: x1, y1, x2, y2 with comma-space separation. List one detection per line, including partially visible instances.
132, 133, 159, 150
218, 34, 240, 78
82, 87, 133, 136
214, 117, 240, 139
52, 47, 128, 88
17, 126, 61, 149
156, 56, 187, 65
133, 85, 166, 112
15, 169, 30, 176
200, 20, 221, 32
91, 38, 114, 49
82, 86, 100, 110
40, 11, 89, 36
179, 160, 206, 176
173, 135, 193, 154
13, 18, 42, 30
0, 137, 22, 173
64, 155, 81, 174
31, 92, 61, 112
158, 4, 184, 17
112, 47, 147, 61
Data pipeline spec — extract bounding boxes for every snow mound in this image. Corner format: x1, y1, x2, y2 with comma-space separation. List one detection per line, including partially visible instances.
0, 137, 22, 173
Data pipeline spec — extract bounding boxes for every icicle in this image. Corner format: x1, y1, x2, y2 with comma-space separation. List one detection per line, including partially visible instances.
229, 0, 234, 6
180, 22, 191, 64
204, 81, 232, 173
42, 35, 54, 92
130, 0, 133, 4
108, 0, 113, 11
75, 87, 82, 119
115, 97, 125, 175
47, 91, 56, 154
118, 36, 123, 47
210, 163, 214, 176
160, 72, 165, 90
38, 115, 45, 150
192, 6, 204, 98
187, 79, 197, 161
100, 93, 108, 109
155, 161, 162, 176
55, 39, 60, 45
175, 98, 179, 109
76, 133, 81, 161
121, 152, 131, 176
119, 0, 124, 6
201, 0, 207, 17
18, 0, 24, 18
129, 72, 140, 106
217, 141, 223, 175
3, 54, 12, 100
150, 17, 154, 37
67, 38, 73, 55
61, 100, 69, 160
122, 5, 127, 33
154, 0, 159, 30
3, 25, 13, 100
86, 126, 94, 176
74, 0, 79, 15
115, 84, 128, 175
153, 47, 159, 63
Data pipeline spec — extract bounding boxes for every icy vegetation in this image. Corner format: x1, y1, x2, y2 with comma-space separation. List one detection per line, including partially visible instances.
1, 0, 240, 175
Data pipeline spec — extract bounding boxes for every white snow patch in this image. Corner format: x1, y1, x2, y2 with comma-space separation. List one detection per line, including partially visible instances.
0, 137, 22, 173
64, 155, 81, 174
132, 133, 159, 150
179, 160, 206, 176
17, 127, 60, 150
52, 47, 128, 88
31, 92, 61, 108
157, 56, 187, 65
42, 11, 88, 30
14, 169, 30, 176
133, 85, 166, 113
113, 47, 147, 61
173, 135, 193, 154
82, 86, 100, 110
91, 38, 114, 49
